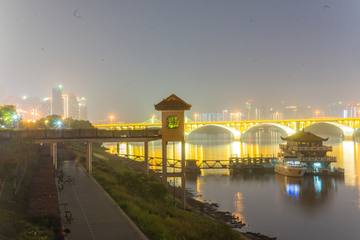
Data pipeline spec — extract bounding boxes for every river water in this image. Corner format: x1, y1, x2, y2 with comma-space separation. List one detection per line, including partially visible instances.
104, 129, 360, 240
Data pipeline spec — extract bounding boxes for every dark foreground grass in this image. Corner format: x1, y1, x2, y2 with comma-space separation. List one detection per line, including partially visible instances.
0, 154, 55, 240
73, 147, 244, 240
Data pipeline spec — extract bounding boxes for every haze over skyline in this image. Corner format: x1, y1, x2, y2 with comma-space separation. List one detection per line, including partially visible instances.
1, 1, 360, 122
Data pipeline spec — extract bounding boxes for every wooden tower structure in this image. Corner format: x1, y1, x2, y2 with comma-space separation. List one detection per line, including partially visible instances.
154, 94, 191, 209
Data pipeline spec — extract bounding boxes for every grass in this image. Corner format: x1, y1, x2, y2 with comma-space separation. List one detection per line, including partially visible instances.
70, 143, 244, 240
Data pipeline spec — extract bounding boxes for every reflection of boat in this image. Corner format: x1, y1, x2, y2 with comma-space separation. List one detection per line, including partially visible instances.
277, 131, 344, 175
274, 157, 306, 177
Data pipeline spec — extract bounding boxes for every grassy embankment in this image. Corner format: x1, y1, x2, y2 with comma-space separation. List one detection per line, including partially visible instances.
0, 143, 56, 240
67, 141, 244, 240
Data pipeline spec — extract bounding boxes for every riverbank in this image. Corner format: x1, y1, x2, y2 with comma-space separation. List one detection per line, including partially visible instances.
96, 149, 277, 240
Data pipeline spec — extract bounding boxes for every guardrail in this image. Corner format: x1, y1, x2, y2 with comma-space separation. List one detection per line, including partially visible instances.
0, 129, 162, 140
299, 156, 337, 162
279, 144, 332, 151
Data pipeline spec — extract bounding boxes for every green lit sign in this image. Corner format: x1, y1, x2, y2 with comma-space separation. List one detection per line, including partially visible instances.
167, 116, 179, 129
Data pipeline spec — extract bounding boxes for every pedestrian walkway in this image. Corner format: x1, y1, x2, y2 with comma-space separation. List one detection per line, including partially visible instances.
58, 160, 148, 240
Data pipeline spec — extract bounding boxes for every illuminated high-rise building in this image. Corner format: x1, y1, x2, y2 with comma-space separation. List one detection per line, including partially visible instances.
52, 85, 63, 116
68, 93, 79, 119
222, 110, 228, 121
39, 98, 52, 118
62, 94, 68, 118
79, 97, 87, 120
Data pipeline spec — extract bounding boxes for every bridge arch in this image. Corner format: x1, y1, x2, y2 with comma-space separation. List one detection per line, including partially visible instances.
305, 122, 354, 140
242, 123, 296, 136
186, 124, 241, 141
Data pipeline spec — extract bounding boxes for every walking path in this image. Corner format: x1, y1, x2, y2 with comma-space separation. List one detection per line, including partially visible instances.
58, 160, 148, 240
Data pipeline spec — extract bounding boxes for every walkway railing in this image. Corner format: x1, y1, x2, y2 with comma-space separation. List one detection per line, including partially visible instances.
0, 129, 162, 140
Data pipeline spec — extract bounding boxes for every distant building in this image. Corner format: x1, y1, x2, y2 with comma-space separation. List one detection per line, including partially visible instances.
79, 97, 87, 120
222, 110, 228, 121
208, 113, 222, 122
39, 98, 52, 118
284, 106, 297, 119
52, 85, 63, 116
62, 94, 68, 118
199, 113, 207, 122
68, 93, 79, 119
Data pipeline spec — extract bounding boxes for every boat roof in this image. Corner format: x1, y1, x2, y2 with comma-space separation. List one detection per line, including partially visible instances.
281, 131, 328, 142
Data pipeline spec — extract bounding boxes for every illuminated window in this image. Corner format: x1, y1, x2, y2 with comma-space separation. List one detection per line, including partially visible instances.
167, 116, 179, 129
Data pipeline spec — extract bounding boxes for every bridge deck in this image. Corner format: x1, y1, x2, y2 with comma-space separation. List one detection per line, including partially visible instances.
0, 129, 162, 143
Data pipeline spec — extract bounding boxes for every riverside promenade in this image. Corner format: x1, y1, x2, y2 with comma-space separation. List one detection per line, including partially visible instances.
58, 160, 148, 240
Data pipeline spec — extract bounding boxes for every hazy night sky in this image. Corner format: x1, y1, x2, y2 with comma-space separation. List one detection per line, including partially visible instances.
1, 1, 360, 122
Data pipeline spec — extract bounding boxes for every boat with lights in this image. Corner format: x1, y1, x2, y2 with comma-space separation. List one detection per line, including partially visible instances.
274, 158, 307, 177
276, 131, 344, 176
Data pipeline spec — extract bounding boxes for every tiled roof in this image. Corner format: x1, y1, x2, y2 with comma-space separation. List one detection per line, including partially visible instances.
154, 94, 192, 110
281, 131, 329, 142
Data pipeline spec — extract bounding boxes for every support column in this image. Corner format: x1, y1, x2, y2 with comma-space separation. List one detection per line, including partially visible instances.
53, 143, 57, 171
144, 141, 149, 175
162, 141, 168, 184
86, 141, 93, 175
117, 143, 120, 155
126, 142, 130, 156
181, 140, 186, 210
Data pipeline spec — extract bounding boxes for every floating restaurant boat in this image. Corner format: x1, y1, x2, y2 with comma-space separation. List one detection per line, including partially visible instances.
277, 131, 344, 176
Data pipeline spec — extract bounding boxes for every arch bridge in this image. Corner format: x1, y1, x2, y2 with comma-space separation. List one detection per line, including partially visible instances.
94, 118, 360, 140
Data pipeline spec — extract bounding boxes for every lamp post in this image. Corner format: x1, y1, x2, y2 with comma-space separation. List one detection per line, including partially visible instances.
194, 114, 197, 123
152, 115, 156, 124
13, 114, 19, 129
110, 116, 114, 124
316, 111, 319, 119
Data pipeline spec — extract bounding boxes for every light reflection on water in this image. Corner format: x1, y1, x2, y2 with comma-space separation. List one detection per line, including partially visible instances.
103, 130, 360, 239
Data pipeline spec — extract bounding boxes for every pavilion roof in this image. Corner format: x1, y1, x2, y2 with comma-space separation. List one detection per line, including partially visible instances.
281, 131, 328, 142
154, 94, 192, 111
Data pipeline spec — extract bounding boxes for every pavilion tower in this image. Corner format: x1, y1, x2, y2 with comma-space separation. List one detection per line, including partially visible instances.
154, 94, 191, 209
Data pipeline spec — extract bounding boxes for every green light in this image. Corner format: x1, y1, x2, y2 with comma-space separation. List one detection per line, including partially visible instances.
167, 116, 179, 129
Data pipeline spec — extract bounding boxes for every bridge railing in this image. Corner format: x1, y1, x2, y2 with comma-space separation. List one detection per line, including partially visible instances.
0, 129, 162, 139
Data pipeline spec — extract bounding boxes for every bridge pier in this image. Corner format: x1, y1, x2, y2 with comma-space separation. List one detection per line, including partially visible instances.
117, 143, 120, 154
144, 141, 149, 175
52, 143, 57, 170
162, 141, 168, 185
181, 140, 186, 207
86, 141, 92, 174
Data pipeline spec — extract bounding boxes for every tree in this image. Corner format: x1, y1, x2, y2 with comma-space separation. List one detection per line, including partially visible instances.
0, 105, 17, 128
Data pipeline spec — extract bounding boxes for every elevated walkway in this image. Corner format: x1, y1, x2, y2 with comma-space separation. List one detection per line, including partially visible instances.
58, 159, 147, 240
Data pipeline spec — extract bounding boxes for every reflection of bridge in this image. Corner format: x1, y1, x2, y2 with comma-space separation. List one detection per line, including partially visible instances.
94, 118, 360, 141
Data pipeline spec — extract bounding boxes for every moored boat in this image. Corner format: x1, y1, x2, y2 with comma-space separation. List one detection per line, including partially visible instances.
276, 130, 344, 176
274, 157, 307, 177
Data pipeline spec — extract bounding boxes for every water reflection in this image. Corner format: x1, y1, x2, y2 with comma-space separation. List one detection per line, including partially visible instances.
275, 174, 343, 208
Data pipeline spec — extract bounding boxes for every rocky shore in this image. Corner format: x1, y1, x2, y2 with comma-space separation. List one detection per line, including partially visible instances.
108, 154, 277, 240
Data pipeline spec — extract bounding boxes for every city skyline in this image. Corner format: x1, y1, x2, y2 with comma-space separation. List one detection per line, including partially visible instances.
1, 1, 360, 122
2, 89, 359, 123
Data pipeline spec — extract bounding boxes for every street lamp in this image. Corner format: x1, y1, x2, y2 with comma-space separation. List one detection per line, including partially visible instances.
110, 116, 114, 124
13, 114, 19, 129
194, 114, 198, 123
152, 115, 156, 123
316, 111, 319, 119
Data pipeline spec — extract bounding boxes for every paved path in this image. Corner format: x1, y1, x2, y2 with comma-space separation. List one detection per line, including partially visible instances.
58, 160, 148, 240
